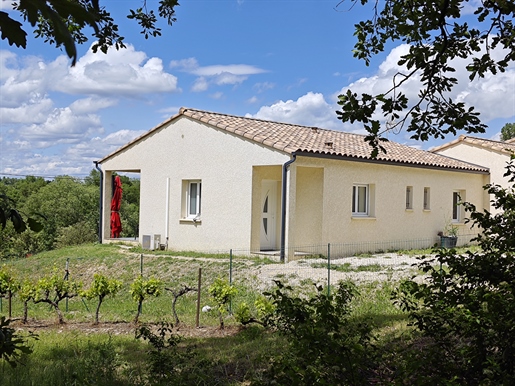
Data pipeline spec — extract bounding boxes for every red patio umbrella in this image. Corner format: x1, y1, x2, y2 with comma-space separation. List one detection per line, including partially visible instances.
110, 175, 123, 238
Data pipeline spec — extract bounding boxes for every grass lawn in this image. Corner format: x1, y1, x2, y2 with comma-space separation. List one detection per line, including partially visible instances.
0, 243, 419, 385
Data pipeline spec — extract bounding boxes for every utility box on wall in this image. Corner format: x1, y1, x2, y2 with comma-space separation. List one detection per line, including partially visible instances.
142, 234, 161, 250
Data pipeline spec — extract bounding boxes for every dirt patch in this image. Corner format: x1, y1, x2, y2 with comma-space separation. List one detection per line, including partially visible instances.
12, 319, 241, 339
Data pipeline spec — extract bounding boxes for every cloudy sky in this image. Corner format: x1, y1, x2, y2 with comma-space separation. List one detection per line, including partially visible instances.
1, 0, 514, 178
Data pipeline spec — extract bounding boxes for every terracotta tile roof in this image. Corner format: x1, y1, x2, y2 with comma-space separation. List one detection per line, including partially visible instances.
431, 135, 515, 155
99, 108, 489, 173
180, 108, 488, 173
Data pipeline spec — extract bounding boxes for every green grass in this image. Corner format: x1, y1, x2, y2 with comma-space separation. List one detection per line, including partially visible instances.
0, 243, 419, 385
0, 326, 287, 386
311, 262, 386, 272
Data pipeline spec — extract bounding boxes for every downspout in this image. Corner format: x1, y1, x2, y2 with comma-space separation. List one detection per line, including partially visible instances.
280, 152, 297, 263
165, 177, 170, 250
94, 161, 103, 244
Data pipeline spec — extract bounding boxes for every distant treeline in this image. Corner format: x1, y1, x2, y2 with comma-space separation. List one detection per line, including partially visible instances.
0, 170, 140, 259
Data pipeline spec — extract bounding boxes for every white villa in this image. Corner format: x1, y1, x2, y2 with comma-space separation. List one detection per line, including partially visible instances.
97, 108, 490, 260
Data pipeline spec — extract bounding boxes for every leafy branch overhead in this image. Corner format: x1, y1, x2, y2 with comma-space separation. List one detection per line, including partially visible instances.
0, 194, 45, 233
337, 0, 515, 155
0, 0, 179, 66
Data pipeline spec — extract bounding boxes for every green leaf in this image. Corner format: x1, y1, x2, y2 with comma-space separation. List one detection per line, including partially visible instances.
27, 217, 43, 232
0, 208, 6, 230
9, 209, 26, 233
0, 11, 27, 48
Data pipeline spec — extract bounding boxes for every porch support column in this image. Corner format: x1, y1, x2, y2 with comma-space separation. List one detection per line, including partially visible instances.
102, 170, 114, 241
280, 153, 297, 262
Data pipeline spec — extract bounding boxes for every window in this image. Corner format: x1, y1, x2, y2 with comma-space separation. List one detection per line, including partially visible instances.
406, 186, 413, 209
352, 184, 369, 216
184, 180, 201, 219
423, 187, 430, 210
452, 191, 461, 222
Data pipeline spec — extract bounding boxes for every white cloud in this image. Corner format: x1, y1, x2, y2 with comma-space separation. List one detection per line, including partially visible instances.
0, 97, 53, 124
56, 44, 180, 96
250, 42, 515, 139
210, 92, 224, 100
18, 107, 103, 144
192, 77, 208, 92
249, 92, 341, 130
0, 46, 181, 176
171, 57, 267, 91
0, 1, 15, 10
253, 82, 275, 93
335, 43, 515, 125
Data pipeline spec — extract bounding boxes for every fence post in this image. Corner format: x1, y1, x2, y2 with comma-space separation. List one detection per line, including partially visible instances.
65, 258, 69, 312
327, 243, 331, 297
229, 249, 233, 314
196, 268, 202, 328
140, 253, 143, 276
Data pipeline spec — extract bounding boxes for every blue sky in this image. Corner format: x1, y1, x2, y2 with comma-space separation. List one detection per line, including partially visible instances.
1, 0, 514, 178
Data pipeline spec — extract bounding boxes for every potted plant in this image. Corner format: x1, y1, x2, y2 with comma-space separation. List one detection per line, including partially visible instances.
438, 221, 459, 248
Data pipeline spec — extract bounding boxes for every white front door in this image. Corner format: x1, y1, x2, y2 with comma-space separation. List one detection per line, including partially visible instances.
260, 180, 277, 250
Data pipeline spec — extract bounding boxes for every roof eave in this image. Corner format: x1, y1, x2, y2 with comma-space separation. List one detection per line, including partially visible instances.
295, 150, 490, 174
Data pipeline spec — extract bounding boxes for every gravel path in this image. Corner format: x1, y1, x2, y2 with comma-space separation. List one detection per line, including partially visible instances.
246, 253, 435, 290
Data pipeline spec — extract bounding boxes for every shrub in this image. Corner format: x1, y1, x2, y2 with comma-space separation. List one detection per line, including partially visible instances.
55, 221, 97, 248
0, 316, 38, 367
255, 280, 373, 385
395, 158, 515, 384
208, 278, 237, 329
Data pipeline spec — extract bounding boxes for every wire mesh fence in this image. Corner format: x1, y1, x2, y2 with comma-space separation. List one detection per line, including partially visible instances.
227, 233, 479, 292
0, 234, 479, 323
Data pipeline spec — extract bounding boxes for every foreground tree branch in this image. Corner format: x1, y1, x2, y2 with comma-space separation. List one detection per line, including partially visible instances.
0, 0, 180, 66
337, 0, 515, 155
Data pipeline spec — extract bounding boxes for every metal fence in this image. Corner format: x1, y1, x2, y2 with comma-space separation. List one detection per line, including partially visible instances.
225, 233, 479, 293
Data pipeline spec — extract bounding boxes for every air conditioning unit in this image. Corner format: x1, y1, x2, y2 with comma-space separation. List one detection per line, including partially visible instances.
141, 234, 161, 250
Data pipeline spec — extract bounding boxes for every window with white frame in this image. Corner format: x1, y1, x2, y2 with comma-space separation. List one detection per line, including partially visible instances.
452, 190, 464, 222
185, 180, 201, 219
423, 187, 430, 210
406, 186, 413, 210
352, 184, 369, 216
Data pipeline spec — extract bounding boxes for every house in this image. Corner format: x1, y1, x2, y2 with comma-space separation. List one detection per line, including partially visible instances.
97, 108, 489, 260
432, 135, 515, 214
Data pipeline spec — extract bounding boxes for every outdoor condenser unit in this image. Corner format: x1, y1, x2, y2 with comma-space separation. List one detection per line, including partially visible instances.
141, 234, 161, 250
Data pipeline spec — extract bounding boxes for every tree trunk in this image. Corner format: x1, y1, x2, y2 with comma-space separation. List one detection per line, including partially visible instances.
23, 300, 29, 324
134, 300, 143, 324
95, 296, 104, 325
54, 304, 65, 324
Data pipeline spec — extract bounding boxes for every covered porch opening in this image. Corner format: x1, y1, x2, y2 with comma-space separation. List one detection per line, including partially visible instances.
101, 169, 141, 244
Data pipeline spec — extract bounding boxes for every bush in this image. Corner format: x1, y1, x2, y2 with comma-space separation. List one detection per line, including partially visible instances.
255, 280, 373, 385
395, 158, 515, 384
55, 221, 97, 248
0, 316, 38, 367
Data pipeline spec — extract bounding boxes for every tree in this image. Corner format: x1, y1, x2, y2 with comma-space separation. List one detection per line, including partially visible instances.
130, 276, 162, 324
0, 0, 179, 66
337, 0, 515, 156
33, 271, 82, 324
23, 176, 98, 250
207, 278, 237, 329
501, 122, 515, 141
81, 274, 122, 324
395, 156, 515, 383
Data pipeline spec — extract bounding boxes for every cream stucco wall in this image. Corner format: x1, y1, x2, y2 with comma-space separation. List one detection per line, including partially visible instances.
101, 116, 289, 251
286, 156, 488, 253
436, 144, 509, 213
100, 117, 488, 254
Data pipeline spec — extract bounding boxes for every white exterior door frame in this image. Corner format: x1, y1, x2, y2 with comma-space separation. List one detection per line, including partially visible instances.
260, 180, 278, 250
